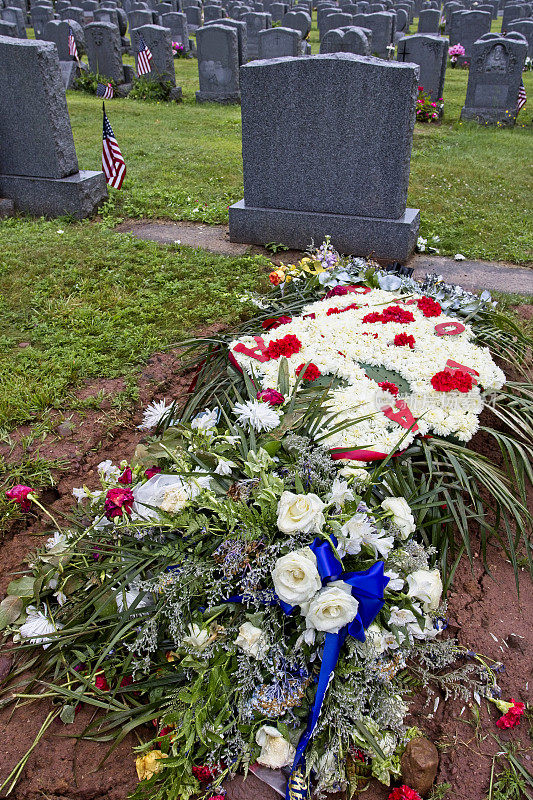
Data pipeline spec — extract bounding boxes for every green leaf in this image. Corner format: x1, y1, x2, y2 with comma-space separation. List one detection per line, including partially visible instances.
0, 595, 23, 630
60, 704, 77, 724
357, 362, 411, 395
7, 576, 36, 598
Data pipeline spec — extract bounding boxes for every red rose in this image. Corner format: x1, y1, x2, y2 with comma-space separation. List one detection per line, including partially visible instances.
144, 466, 162, 479
388, 786, 422, 800
266, 334, 302, 360
104, 486, 134, 519
118, 467, 133, 485
378, 381, 399, 396
95, 674, 110, 691
261, 315, 292, 330
394, 333, 415, 349
257, 388, 285, 405
295, 363, 321, 381
416, 296, 442, 317
6, 484, 36, 512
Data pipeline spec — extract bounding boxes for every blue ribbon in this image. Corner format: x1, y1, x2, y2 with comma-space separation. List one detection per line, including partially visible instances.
285, 539, 389, 800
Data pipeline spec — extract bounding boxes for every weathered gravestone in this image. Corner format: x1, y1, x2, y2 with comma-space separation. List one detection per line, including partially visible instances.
85, 22, 134, 90
461, 31, 527, 124
449, 9, 491, 62
196, 22, 240, 101
320, 23, 372, 52
282, 7, 311, 34
2, 5, 26, 35
229, 53, 420, 260
508, 18, 533, 56
44, 18, 83, 59
397, 33, 447, 100
321, 10, 353, 36
270, 2, 289, 21
161, 11, 190, 49
443, 0, 463, 31
31, 4, 53, 36
418, 7, 440, 30
258, 24, 304, 55
184, 4, 201, 28
59, 6, 84, 24
0, 19, 17, 34
394, 8, 409, 38
243, 10, 271, 57
132, 24, 182, 97
206, 16, 247, 61
205, 3, 227, 18
128, 8, 154, 27
0, 36, 107, 217
352, 10, 395, 56
502, 3, 525, 31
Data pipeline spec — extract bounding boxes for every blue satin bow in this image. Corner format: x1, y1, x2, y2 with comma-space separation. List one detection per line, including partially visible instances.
285, 538, 389, 800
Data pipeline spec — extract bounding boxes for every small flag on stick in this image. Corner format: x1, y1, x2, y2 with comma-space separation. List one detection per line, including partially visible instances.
68, 25, 79, 62
136, 33, 153, 76
102, 104, 126, 190
97, 81, 114, 99
517, 81, 527, 113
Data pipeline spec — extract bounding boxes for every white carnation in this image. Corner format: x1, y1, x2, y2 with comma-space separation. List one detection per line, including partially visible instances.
233, 399, 280, 432
137, 399, 173, 430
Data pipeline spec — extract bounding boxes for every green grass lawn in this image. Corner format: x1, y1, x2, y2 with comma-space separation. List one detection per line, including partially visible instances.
0, 13, 532, 441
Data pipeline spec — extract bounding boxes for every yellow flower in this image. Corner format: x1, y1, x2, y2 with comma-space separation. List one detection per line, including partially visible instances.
135, 750, 169, 781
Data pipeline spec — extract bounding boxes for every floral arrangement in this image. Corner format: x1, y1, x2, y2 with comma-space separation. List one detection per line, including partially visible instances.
1, 241, 531, 800
448, 43, 465, 66
172, 40, 185, 57
415, 86, 444, 122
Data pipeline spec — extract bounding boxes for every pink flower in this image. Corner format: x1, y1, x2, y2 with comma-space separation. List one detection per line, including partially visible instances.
6, 484, 36, 512
104, 486, 134, 519
257, 388, 285, 405
144, 466, 162, 479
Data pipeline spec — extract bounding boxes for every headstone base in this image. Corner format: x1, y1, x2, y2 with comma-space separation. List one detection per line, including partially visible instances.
460, 106, 518, 126
0, 170, 108, 219
0, 198, 15, 218
59, 60, 87, 89
115, 82, 133, 97
229, 199, 420, 261
170, 86, 183, 101
196, 89, 241, 103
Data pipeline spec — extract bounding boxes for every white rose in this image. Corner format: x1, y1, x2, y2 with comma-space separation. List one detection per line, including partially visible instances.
304, 581, 359, 634
406, 569, 443, 611
234, 621, 267, 659
365, 622, 387, 655
381, 497, 416, 539
271, 547, 322, 605
182, 623, 210, 650
256, 726, 295, 769
277, 491, 325, 535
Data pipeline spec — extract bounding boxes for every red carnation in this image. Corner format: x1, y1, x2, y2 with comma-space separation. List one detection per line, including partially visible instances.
266, 334, 302, 360
261, 315, 292, 330
104, 486, 134, 519
378, 381, 399, 396
363, 306, 414, 324
192, 765, 218, 782
120, 675, 133, 688
362, 311, 382, 323
416, 296, 442, 317
325, 285, 349, 298
394, 333, 415, 349
295, 363, 321, 382
118, 467, 133, 485
326, 306, 341, 315
6, 484, 36, 512
95, 673, 110, 692
145, 466, 162, 479
496, 698, 525, 729
388, 786, 422, 800
207, 795, 225, 800
431, 369, 473, 393
257, 388, 285, 405
418, 85, 424, 91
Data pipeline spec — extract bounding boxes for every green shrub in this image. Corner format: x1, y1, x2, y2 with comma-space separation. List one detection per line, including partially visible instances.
73, 70, 117, 95
129, 76, 174, 101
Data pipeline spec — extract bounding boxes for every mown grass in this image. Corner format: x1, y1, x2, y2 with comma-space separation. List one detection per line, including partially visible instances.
65, 14, 533, 263
0, 219, 268, 431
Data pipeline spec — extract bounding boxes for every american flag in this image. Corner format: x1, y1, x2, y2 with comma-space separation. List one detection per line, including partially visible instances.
517, 81, 527, 113
102, 105, 126, 190
97, 81, 114, 99
68, 26, 79, 60
136, 33, 153, 76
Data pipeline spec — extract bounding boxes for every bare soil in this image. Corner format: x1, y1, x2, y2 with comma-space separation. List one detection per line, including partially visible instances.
0, 320, 532, 800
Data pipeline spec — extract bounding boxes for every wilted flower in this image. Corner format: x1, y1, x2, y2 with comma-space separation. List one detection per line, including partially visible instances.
135, 750, 169, 781
6, 484, 36, 511
104, 487, 134, 520
19, 606, 62, 649
256, 725, 295, 768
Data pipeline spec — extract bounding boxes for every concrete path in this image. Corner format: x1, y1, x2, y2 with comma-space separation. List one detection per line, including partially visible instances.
117, 220, 533, 296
